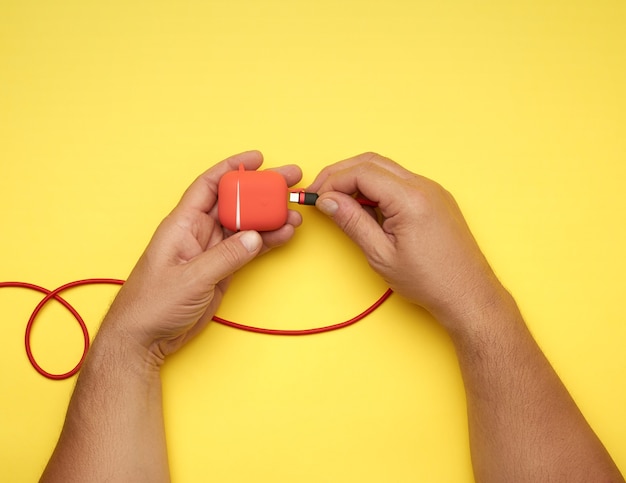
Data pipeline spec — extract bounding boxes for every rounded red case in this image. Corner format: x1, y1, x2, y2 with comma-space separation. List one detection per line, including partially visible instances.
218, 165, 288, 232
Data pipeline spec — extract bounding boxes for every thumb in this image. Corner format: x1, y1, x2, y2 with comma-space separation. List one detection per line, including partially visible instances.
192, 230, 263, 284
316, 192, 390, 264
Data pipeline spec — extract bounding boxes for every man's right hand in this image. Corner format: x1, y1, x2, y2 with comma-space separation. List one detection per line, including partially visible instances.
308, 152, 508, 334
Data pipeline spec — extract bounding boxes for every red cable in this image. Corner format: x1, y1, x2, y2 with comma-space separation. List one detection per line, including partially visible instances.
2, 197, 390, 379
1, 279, 125, 380
213, 288, 392, 335
1, 279, 392, 380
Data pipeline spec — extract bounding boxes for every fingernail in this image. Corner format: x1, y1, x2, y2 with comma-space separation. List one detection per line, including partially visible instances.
239, 231, 262, 252
317, 198, 339, 216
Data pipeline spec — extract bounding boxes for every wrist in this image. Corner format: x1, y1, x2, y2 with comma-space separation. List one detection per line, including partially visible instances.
87, 320, 164, 378
436, 277, 520, 340
443, 284, 527, 358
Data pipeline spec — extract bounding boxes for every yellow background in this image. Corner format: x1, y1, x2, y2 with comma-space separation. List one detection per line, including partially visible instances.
1, 0, 625, 481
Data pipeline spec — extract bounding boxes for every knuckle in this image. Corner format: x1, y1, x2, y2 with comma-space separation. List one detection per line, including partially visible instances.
408, 190, 433, 217
338, 207, 365, 239
405, 178, 449, 221
360, 151, 382, 162
317, 164, 333, 181
217, 240, 243, 268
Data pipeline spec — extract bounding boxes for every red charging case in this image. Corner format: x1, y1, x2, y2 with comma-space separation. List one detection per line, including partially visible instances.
218, 165, 288, 232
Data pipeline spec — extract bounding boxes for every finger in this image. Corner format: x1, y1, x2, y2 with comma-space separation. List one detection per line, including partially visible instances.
221, 207, 301, 250
355, 190, 381, 222
253, 209, 302, 253
258, 214, 302, 251
315, 161, 414, 221
259, 224, 296, 253
286, 208, 303, 228
266, 164, 303, 188
316, 191, 393, 268
307, 152, 416, 193
177, 150, 264, 213
190, 230, 263, 285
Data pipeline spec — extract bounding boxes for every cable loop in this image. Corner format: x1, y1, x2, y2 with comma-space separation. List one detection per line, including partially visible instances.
1, 279, 392, 380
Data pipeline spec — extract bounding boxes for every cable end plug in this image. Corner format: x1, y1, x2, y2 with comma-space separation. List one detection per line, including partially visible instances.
289, 191, 319, 206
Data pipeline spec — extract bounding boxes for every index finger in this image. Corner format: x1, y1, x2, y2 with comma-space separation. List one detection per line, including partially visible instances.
307, 152, 416, 193
316, 160, 415, 220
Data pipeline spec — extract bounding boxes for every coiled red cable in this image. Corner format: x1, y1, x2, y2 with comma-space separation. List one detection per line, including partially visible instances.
0, 279, 125, 379
0, 279, 392, 380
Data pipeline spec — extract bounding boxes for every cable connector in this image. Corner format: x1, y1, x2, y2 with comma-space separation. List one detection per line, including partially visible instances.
289, 191, 379, 208
289, 191, 319, 205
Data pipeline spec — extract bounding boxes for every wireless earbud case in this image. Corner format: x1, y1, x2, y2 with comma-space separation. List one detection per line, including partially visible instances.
218, 165, 288, 232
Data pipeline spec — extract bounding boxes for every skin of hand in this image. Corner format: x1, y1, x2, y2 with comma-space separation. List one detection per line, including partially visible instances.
40, 151, 303, 483
103, 150, 303, 365
308, 152, 625, 483
40, 151, 624, 483
307, 152, 504, 334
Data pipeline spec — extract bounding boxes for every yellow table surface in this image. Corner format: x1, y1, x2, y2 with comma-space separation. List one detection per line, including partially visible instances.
1, 1, 625, 481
